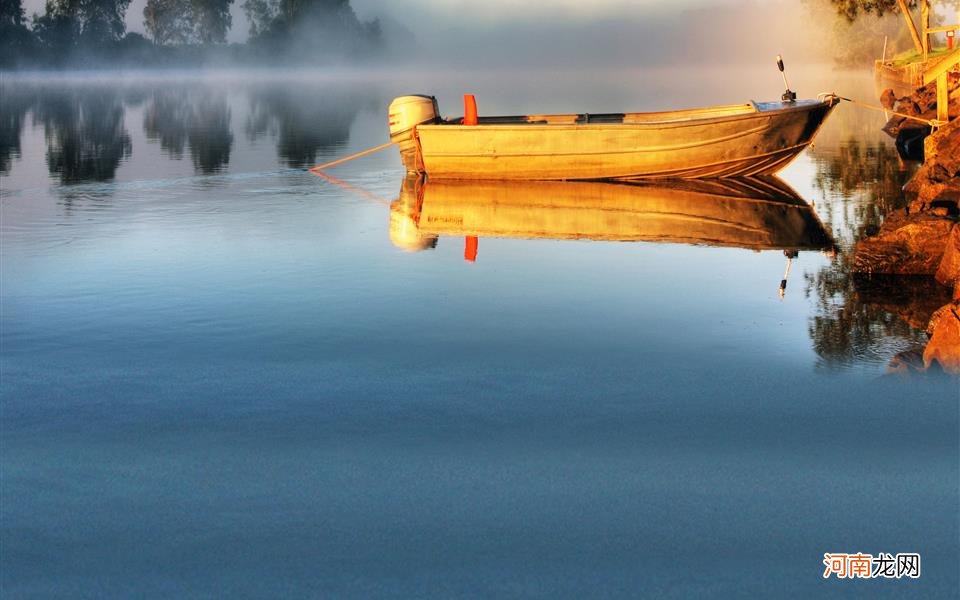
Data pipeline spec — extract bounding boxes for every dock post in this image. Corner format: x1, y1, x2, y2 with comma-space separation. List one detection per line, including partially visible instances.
937, 72, 949, 122
922, 45, 960, 124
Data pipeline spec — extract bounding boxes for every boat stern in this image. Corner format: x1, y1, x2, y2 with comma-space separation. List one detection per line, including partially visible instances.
388, 95, 439, 173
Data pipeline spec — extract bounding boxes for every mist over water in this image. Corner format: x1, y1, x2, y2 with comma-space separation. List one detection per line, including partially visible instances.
2, 47, 957, 600
6, 0, 897, 70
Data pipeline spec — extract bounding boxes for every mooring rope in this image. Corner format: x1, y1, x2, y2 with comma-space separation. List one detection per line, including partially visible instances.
308, 141, 396, 173
834, 95, 946, 128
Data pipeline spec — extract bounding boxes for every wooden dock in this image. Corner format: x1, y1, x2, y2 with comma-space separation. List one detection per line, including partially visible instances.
875, 1, 959, 92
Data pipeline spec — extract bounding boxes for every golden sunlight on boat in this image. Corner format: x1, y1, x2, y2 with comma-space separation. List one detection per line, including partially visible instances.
387, 94, 839, 180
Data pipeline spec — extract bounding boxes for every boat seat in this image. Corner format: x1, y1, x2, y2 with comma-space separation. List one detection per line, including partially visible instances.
576, 113, 627, 124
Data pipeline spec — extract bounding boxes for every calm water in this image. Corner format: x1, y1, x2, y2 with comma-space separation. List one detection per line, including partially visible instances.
1, 67, 957, 598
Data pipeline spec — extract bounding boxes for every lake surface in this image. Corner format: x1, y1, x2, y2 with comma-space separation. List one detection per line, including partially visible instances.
1, 66, 957, 598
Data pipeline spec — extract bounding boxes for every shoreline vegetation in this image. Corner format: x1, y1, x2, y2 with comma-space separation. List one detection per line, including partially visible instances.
0, 0, 384, 70
857, 74, 960, 375
813, 1, 960, 374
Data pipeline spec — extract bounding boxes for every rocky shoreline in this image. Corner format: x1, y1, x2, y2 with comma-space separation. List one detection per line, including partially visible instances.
854, 77, 960, 375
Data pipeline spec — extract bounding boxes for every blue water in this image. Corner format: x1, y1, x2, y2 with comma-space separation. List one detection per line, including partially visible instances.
1, 67, 957, 598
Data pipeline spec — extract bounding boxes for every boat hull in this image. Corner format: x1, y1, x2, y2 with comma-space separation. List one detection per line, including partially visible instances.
412, 99, 836, 180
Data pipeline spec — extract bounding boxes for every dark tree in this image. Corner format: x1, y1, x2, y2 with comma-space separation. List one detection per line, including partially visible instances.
824, 1, 957, 19
243, 0, 348, 37
32, 0, 132, 52
31, 6, 77, 59
0, 0, 25, 24
143, 0, 233, 45
0, 0, 35, 66
143, 0, 192, 44
826, 0, 912, 20
193, 0, 232, 43
241, 0, 381, 59
241, 0, 273, 37
815, 1, 960, 55
77, 0, 131, 44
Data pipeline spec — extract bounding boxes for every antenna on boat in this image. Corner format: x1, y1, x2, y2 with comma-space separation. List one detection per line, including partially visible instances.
776, 55, 797, 103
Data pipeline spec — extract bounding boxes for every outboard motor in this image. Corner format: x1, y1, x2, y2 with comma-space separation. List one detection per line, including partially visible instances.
388, 95, 439, 173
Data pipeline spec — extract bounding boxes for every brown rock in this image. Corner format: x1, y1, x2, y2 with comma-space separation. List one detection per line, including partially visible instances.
882, 73, 960, 139
881, 116, 908, 137
928, 302, 953, 335
907, 185, 960, 214
936, 224, 960, 287
926, 121, 960, 176
924, 301, 960, 374
898, 98, 923, 115
903, 117, 960, 212
880, 88, 897, 110
853, 211, 953, 275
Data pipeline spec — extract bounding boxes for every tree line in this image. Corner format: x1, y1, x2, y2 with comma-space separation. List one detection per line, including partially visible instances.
0, 0, 382, 68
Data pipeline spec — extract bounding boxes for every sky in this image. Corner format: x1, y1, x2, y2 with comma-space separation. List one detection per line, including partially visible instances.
17, 0, 760, 44
350, 0, 745, 21
17, 0, 930, 67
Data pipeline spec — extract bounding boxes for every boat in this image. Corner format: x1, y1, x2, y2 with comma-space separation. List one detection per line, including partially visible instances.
387, 93, 839, 180
389, 174, 834, 253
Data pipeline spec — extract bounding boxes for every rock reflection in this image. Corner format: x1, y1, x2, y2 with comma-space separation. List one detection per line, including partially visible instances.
143, 89, 233, 174
810, 139, 915, 246
34, 87, 132, 184
805, 137, 943, 371
389, 175, 834, 255
245, 85, 371, 169
806, 271, 951, 370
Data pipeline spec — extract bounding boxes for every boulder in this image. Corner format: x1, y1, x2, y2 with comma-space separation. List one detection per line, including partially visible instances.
880, 88, 897, 110
924, 301, 960, 374
903, 117, 960, 212
853, 210, 954, 275
882, 73, 960, 138
936, 224, 960, 287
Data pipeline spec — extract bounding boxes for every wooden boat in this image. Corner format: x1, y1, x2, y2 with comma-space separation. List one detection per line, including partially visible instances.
389, 175, 834, 252
387, 94, 839, 180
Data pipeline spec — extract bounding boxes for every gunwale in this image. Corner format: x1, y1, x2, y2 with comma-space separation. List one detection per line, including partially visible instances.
427, 99, 824, 129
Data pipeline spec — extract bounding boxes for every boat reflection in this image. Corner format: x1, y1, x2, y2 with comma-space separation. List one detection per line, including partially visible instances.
389, 175, 834, 257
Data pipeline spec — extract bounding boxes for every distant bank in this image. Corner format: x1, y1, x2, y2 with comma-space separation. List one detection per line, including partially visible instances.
0, 0, 383, 70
